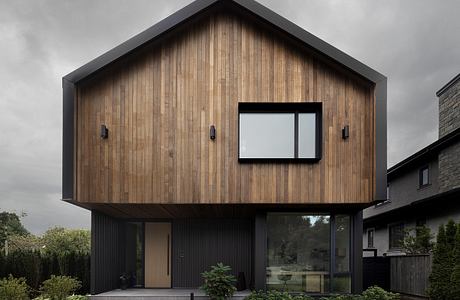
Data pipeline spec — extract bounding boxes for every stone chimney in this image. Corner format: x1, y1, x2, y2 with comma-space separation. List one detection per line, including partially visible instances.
436, 73, 460, 192
437, 73, 460, 138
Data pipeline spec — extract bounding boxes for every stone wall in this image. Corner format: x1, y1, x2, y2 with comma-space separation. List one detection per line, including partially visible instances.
439, 140, 460, 192
439, 77, 460, 138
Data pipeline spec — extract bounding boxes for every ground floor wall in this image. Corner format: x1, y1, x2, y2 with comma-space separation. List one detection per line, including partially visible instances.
91, 208, 363, 295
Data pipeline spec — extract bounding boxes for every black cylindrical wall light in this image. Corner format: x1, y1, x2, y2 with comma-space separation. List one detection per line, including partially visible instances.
210, 125, 216, 140
100, 124, 109, 139
342, 125, 349, 139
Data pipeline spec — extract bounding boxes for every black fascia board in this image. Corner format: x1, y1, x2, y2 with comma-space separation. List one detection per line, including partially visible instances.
62, 0, 387, 201
436, 73, 460, 97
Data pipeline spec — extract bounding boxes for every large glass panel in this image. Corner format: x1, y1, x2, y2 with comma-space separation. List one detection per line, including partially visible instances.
298, 113, 317, 158
333, 215, 351, 293
239, 113, 294, 158
267, 214, 330, 293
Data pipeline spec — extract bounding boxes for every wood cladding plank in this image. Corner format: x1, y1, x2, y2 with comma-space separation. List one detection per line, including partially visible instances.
75, 13, 375, 205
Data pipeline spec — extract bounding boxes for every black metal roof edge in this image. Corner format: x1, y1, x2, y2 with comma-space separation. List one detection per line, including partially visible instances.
63, 0, 386, 84
436, 73, 460, 97
363, 187, 460, 224
387, 127, 460, 178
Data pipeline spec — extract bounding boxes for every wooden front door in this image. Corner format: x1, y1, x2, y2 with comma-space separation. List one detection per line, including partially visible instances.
144, 222, 171, 288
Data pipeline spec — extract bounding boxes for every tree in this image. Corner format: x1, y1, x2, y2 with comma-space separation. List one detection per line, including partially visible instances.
0, 211, 29, 250
403, 225, 434, 254
41, 227, 90, 255
450, 224, 460, 300
428, 224, 451, 300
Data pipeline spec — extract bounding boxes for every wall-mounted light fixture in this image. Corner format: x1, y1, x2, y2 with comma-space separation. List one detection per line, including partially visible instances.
210, 125, 216, 140
100, 124, 109, 139
342, 125, 349, 140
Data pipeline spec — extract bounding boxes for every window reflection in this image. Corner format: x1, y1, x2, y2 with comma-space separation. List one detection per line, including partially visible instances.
267, 214, 330, 293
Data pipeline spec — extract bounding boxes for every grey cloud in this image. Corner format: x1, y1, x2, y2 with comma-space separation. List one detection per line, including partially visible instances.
0, 0, 458, 233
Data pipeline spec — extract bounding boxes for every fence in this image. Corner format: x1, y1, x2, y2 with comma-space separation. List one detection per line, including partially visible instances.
390, 254, 431, 297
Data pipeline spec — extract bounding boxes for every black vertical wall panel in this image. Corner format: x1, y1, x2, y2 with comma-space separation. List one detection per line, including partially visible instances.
254, 212, 267, 290
91, 210, 131, 294
172, 218, 252, 288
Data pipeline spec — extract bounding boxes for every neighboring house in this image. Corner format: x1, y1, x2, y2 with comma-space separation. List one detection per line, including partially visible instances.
62, 0, 386, 296
363, 73, 460, 257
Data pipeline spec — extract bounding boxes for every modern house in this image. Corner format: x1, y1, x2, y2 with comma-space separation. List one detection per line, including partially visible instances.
363, 73, 460, 257
62, 0, 386, 296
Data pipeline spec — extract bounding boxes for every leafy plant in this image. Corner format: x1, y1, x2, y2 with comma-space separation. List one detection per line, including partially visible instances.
429, 222, 455, 300
201, 263, 236, 300
362, 286, 399, 300
402, 225, 434, 254
66, 295, 88, 300
0, 274, 30, 300
39, 275, 81, 300
450, 223, 460, 300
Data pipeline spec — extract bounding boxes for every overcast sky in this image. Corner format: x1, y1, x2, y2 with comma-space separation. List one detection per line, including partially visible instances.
0, 0, 458, 234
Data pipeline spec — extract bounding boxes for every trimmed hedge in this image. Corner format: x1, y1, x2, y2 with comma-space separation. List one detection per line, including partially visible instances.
0, 251, 89, 296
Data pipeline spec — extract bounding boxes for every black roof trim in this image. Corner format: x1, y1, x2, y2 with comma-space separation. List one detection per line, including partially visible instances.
436, 73, 460, 97
364, 187, 460, 224
63, 0, 385, 84
387, 127, 460, 179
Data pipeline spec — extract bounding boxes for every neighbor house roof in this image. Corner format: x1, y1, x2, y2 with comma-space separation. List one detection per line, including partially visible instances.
62, 0, 387, 202
387, 127, 460, 180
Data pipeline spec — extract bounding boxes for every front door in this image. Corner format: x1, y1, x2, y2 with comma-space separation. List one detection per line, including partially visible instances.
144, 222, 171, 288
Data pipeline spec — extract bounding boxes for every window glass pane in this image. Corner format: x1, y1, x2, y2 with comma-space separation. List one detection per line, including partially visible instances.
267, 214, 330, 293
239, 113, 294, 158
421, 168, 429, 185
368, 229, 374, 248
332, 275, 351, 294
335, 215, 350, 273
389, 223, 404, 249
298, 113, 316, 158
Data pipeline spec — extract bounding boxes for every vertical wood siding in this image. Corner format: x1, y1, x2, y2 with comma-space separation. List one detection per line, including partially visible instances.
76, 13, 375, 205
172, 218, 252, 288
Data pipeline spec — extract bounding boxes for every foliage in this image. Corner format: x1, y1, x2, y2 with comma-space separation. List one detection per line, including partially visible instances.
0, 251, 90, 295
201, 263, 236, 300
361, 286, 399, 300
6, 234, 42, 253
41, 227, 90, 255
402, 225, 434, 254
0, 211, 29, 250
246, 287, 398, 300
246, 290, 314, 300
0, 274, 30, 300
428, 223, 452, 300
40, 275, 81, 300
66, 296, 88, 300
450, 224, 460, 300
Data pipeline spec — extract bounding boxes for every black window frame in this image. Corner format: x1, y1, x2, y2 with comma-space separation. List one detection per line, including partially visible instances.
238, 102, 322, 163
419, 165, 430, 187
388, 222, 404, 250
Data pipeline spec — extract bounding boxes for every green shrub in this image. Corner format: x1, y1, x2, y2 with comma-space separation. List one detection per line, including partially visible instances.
66, 295, 88, 300
201, 263, 236, 300
0, 274, 30, 300
245, 290, 314, 300
362, 286, 399, 300
450, 223, 460, 300
39, 275, 81, 300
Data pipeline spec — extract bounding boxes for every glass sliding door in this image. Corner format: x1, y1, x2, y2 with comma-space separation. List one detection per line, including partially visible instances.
267, 214, 331, 293
266, 213, 353, 294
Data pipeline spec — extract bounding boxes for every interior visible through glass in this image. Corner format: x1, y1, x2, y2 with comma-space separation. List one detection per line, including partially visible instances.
333, 215, 351, 293
267, 214, 331, 293
239, 113, 295, 158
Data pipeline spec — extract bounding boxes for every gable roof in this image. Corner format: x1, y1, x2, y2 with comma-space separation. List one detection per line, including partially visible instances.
63, 0, 385, 84
62, 0, 387, 203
